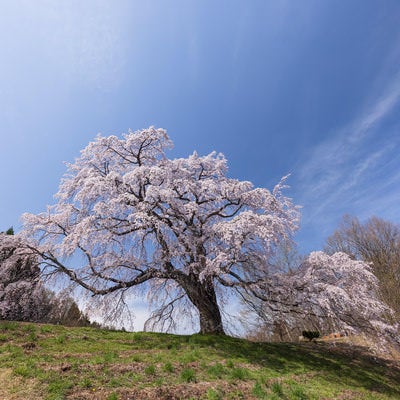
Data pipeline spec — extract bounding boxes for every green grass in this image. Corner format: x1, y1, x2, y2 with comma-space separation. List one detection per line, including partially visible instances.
0, 320, 399, 399
144, 364, 156, 375
162, 361, 175, 373
180, 367, 196, 382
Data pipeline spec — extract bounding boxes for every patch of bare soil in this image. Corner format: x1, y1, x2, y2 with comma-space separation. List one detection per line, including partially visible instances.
0, 368, 43, 400
69, 381, 256, 400
304, 340, 400, 365
325, 336, 400, 363
343, 343, 398, 366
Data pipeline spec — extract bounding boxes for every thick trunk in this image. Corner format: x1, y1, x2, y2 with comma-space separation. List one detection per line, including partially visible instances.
178, 274, 225, 335
195, 293, 225, 335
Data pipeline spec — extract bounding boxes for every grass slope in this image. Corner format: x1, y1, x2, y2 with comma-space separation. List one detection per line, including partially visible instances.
0, 321, 399, 400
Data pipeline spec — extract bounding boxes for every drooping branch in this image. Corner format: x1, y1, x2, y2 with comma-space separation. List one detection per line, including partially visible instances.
34, 249, 160, 296
248, 252, 400, 347
144, 293, 186, 333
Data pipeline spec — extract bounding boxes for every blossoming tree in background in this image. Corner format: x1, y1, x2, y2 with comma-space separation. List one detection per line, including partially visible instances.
0, 230, 47, 321
325, 215, 400, 319
250, 251, 399, 348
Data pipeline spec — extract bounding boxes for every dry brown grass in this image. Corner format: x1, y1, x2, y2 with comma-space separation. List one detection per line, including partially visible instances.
0, 369, 43, 400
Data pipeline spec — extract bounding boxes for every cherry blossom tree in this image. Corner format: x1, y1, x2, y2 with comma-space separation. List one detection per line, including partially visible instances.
249, 251, 399, 348
22, 127, 300, 334
0, 231, 49, 321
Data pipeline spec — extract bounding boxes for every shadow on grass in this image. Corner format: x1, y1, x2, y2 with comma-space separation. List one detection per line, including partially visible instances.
190, 334, 400, 397
132, 331, 400, 397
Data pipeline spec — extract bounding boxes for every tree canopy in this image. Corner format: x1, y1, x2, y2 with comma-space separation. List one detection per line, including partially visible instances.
22, 127, 300, 334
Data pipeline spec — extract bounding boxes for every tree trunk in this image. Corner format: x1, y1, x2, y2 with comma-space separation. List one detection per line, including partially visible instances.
178, 274, 225, 335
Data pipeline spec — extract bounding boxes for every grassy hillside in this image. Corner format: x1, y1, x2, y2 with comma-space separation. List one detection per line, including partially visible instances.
0, 321, 399, 400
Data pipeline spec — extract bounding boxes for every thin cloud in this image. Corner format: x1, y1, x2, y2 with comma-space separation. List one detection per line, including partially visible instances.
296, 72, 400, 238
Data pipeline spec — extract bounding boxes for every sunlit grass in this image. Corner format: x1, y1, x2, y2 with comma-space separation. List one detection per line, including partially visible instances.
0, 320, 398, 399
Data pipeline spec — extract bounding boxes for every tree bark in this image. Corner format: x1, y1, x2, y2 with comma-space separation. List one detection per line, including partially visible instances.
178, 274, 225, 335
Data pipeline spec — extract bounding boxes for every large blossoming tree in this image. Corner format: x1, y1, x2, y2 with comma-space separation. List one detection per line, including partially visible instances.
22, 127, 299, 334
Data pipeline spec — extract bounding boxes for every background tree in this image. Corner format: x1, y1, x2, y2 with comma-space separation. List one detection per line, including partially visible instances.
1, 228, 92, 325
5, 227, 14, 235
22, 127, 300, 334
44, 292, 92, 327
239, 239, 306, 341
325, 215, 400, 319
0, 230, 50, 321
251, 252, 399, 349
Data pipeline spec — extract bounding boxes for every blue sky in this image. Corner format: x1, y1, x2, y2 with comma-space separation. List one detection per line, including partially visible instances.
1, 0, 400, 255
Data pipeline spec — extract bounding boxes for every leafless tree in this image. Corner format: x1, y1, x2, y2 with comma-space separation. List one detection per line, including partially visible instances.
325, 215, 400, 319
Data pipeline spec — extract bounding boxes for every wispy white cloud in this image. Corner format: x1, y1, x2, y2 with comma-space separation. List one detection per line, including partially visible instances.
295, 72, 400, 247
